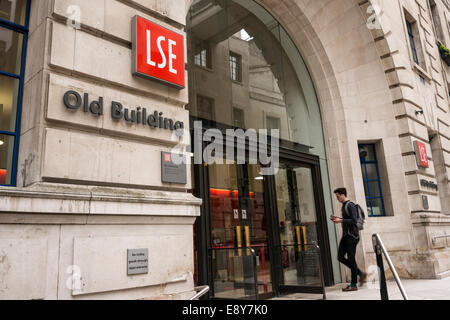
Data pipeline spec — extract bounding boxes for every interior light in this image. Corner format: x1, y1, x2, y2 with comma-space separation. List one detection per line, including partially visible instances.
0, 140, 3, 146
255, 176, 264, 180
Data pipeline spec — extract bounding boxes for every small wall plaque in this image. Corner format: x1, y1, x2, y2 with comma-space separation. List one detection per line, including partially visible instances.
127, 249, 148, 275
422, 195, 429, 210
161, 152, 187, 184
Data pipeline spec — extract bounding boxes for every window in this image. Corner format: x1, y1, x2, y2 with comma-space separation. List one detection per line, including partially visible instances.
196, 95, 215, 121
194, 39, 211, 68
266, 116, 280, 132
429, 0, 445, 44
406, 20, 419, 65
229, 52, 242, 82
0, 0, 29, 186
405, 11, 426, 70
232, 107, 245, 128
359, 144, 386, 217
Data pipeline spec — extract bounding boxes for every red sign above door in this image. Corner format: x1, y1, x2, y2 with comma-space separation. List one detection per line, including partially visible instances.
132, 16, 185, 88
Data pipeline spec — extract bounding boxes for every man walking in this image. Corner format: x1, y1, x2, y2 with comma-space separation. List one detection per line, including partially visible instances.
331, 188, 367, 291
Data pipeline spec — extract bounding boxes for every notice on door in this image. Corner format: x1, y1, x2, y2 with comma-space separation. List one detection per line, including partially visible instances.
127, 248, 148, 275
161, 152, 187, 184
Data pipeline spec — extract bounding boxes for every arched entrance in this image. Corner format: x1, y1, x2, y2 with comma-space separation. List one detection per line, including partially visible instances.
187, 0, 336, 299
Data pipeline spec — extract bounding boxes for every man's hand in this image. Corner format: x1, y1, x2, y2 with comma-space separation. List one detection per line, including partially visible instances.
330, 215, 343, 224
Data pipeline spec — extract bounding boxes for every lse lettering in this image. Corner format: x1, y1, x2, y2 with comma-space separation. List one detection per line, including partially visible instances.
418, 145, 427, 162
133, 16, 185, 88
146, 30, 178, 75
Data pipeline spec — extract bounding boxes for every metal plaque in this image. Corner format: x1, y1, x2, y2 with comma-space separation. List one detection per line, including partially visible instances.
127, 249, 148, 275
161, 152, 187, 184
233, 209, 239, 220
422, 195, 429, 210
242, 209, 247, 219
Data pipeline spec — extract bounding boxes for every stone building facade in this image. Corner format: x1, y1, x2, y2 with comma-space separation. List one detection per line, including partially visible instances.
0, 0, 449, 300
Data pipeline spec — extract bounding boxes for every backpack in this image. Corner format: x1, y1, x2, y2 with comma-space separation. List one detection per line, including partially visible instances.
344, 201, 366, 231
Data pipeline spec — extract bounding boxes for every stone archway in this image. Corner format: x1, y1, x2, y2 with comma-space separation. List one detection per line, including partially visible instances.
184, 0, 416, 281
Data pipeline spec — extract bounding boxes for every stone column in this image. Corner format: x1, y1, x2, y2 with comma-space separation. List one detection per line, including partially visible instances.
0, 0, 201, 299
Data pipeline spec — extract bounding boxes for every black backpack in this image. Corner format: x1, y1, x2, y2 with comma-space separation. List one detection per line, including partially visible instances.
344, 201, 366, 230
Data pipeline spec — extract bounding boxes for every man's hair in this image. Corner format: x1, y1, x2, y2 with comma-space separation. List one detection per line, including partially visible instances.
334, 188, 347, 196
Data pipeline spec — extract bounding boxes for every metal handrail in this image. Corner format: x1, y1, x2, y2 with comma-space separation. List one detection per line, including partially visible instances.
277, 242, 327, 300
432, 235, 450, 244
190, 285, 210, 300
210, 246, 259, 300
372, 234, 408, 300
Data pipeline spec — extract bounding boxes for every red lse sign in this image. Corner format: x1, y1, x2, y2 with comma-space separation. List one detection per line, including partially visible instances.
414, 141, 429, 168
132, 16, 185, 88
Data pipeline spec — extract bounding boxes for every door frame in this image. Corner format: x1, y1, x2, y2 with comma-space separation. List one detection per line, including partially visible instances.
267, 149, 334, 296
191, 122, 334, 298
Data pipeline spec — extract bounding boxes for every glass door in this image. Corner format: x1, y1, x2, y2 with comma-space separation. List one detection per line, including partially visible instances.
208, 161, 272, 299
274, 163, 323, 292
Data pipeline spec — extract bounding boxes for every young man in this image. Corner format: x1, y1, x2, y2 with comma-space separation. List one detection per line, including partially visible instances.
331, 188, 367, 291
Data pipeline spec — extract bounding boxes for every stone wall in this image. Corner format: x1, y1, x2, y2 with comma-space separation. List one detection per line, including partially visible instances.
1, 0, 450, 300
0, 0, 201, 300
256, 0, 450, 280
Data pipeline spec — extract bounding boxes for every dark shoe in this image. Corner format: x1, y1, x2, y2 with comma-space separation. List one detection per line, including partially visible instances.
359, 272, 368, 287
342, 285, 358, 292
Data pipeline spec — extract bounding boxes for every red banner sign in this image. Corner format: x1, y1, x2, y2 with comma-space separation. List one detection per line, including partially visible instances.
132, 16, 185, 88
414, 141, 429, 168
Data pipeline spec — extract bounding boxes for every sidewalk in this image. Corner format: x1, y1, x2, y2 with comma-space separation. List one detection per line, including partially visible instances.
271, 277, 450, 300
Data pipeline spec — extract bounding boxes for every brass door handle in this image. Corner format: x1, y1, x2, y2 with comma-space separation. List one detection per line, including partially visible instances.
302, 226, 307, 251
244, 226, 250, 255
235, 226, 243, 256
295, 226, 308, 251
295, 226, 302, 251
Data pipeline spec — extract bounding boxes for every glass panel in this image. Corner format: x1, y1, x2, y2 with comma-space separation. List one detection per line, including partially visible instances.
370, 198, 384, 216
211, 248, 258, 299
275, 167, 296, 245
294, 167, 318, 226
0, 134, 14, 185
186, 0, 328, 151
190, 162, 198, 286
246, 164, 272, 295
364, 163, 379, 180
359, 144, 376, 162
196, 95, 214, 121
232, 107, 244, 128
194, 39, 211, 68
280, 244, 322, 287
0, 0, 27, 25
266, 116, 280, 131
365, 197, 371, 210
0, 74, 20, 132
367, 180, 382, 198
229, 52, 241, 82
209, 162, 239, 248
253, 244, 272, 295
275, 164, 320, 287
247, 164, 267, 244
360, 163, 366, 179
0, 27, 24, 75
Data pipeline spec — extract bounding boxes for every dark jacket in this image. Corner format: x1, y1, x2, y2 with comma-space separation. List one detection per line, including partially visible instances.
341, 200, 359, 239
